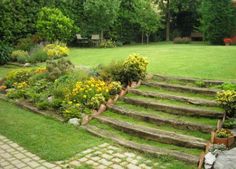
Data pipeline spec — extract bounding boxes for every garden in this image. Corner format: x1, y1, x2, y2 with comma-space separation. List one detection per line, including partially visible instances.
0, 0, 236, 169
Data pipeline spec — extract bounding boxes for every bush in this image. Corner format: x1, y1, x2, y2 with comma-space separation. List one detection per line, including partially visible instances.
44, 42, 69, 59
29, 46, 48, 63
36, 7, 77, 42
15, 37, 35, 51
217, 90, 236, 117
99, 40, 116, 48
121, 53, 148, 85
220, 83, 236, 91
216, 128, 233, 138
0, 42, 12, 65
46, 59, 74, 81
173, 37, 191, 44
10, 50, 29, 62
223, 119, 236, 129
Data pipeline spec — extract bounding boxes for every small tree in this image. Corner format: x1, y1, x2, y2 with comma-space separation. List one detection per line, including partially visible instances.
36, 7, 77, 42
200, 0, 235, 45
83, 0, 121, 40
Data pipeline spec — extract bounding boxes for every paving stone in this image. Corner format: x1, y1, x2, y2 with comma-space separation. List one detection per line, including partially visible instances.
90, 156, 101, 161
102, 154, 113, 160
28, 161, 40, 168
35, 166, 48, 169
42, 162, 56, 168
127, 164, 141, 169
124, 152, 136, 158
114, 153, 126, 158
82, 148, 94, 154
111, 164, 124, 169
139, 164, 152, 169
99, 143, 109, 148
69, 160, 80, 166
99, 159, 112, 166
97, 165, 107, 169
112, 158, 122, 163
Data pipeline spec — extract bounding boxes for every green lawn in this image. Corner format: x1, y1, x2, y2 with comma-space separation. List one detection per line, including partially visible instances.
69, 42, 236, 81
0, 100, 105, 161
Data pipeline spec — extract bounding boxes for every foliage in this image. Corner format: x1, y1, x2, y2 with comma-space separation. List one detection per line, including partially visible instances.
108, 81, 122, 95
10, 50, 29, 62
29, 46, 48, 63
44, 42, 69, 59
223, 119, 236, 129
200, 0, 235, 44
0, 42, 12, 65
15, 37, 35, 51
216, 128, 233, 138
208, 144, 227, 155
173, 37, 191, 44
36, 7, 77, 42
121, 53, 148, 84
217, 90, 236, 117
46, 59, 74, 81
99, 40, 116, 48
220, 83, 236, 91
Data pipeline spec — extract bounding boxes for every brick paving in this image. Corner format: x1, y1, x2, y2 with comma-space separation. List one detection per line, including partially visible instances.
0, 135, 172, 169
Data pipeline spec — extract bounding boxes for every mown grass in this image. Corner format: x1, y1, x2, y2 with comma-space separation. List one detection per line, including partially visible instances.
69, 42, 236, 81
116, 101, 218, 127
0, 100, 105, 161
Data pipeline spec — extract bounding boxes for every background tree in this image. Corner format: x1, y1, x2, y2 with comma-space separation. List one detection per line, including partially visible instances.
36, 7, 77, 42
200, 0, 235, 44
83, 0, 121, 40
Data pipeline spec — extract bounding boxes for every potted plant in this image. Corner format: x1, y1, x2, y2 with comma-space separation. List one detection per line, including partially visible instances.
214, 128, 234, 147
223, 38, 232, 46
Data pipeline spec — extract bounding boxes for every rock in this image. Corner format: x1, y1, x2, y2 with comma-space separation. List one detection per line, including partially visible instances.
204, 152, 216, 169
24, 63, 31, 67
47, 96, 53, 103
68, 118, 80, 126
214, 148, 236, 169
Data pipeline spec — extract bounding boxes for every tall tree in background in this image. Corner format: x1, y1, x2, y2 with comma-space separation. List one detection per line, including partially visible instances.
83, 0, 121, 40
200, 0, 235, 44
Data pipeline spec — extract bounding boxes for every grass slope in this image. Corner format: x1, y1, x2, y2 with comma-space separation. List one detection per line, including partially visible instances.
0, 100, 105, 161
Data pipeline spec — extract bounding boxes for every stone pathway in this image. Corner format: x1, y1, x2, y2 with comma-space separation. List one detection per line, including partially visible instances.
0, 134, 171, 169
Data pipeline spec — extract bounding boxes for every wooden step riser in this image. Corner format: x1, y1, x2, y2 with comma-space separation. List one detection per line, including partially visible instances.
109, 106, 213, 133
95, 116, 206, 150
142, 82, 218, 96
83, 125, 199, 164
123, 97, 223, 119
129, 89, 218, 107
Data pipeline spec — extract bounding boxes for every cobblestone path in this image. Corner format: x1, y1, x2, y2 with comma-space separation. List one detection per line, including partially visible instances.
0, 135, 171, 169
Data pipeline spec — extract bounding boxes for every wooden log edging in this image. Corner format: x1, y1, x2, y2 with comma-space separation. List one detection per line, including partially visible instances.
142, 81, 219, 96
128, 88, 218, 107
95, 115, 206, 149
83, 125, 199, 165
109, 105, 214, 133
122, 97, 223, 118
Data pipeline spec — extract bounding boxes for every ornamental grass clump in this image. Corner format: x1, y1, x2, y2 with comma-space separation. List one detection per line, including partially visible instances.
217, 90, 236, 117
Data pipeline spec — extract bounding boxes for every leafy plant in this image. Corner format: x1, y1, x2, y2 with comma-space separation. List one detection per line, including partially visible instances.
220, 83, 236, 91
208, 144, 227, 155
36, 7, 77, 42
195, 80, 206, 87
223, 119, 236, 129
29, 45, 48, 63
108, 81, 122, 95
216, 128, 233, 138
11, 50, 29, 62
99, 40, 116, 48
15, 37, 35, 51
0, 42, 12, 65
44, 42, 69, 59
173, 37, 191, 44
216, 90, 236, 117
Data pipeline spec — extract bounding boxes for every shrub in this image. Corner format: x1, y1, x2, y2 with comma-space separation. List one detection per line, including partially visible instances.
15, 37, 35, 51
216, 128, 233, 138
36, 7, 77, 42
99, 40, 116, 48
223, 119, 236, 129
29, 46, 48, 63
173, 37, 191, 44
46, 59, 74, 81
10, 50, 29, 62
108, 81, 122, 95
0, 42, 12, 65
121, 53, 148, 85
220, 83, 236, 91
44, 42, 69, 59
216, 90, 236, 117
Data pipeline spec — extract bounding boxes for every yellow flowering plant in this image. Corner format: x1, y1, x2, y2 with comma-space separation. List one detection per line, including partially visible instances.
217, 90, 236, 117
44, 42, 69, 59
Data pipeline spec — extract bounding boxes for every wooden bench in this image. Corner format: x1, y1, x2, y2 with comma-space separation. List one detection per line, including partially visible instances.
191, 32, 203, 41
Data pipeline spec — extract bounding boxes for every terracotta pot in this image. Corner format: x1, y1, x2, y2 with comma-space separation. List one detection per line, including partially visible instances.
97, 104, 106, 115
214, 136, 235, 147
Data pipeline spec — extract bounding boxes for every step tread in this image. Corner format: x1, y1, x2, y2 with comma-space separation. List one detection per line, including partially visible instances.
109, 105, 214, 133
129, 88, 218, 107
95, 115, 206, 149
143, 81, 220, 95
83, 125, 199, 164
123, 97, 223, 118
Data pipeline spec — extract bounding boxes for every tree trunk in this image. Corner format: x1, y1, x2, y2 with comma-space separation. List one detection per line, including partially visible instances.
146, 34, 149, 44
166, 0, 170, 41
142, 31, 144, 44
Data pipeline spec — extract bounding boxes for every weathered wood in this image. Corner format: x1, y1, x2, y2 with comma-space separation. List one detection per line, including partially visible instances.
123, 97, 223, 118
128, 89, 218, 107
142, 81, 219, 96
153, 74, 236, 85
109, 105, 214, 133
83, 125, 200, 164
95, 115, 206, 149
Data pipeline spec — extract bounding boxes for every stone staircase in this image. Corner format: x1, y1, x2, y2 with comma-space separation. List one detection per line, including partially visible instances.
84, 74, 225, 165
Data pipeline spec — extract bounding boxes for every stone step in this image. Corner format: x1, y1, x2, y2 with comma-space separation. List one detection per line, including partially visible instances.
129, 88, 218, 107
152, 74, 236, 86
109, 105, 214, 133
142, 81, 220, 96
83, 125, 199, 164
95, 115, 207, 149
122, 97, 223, 118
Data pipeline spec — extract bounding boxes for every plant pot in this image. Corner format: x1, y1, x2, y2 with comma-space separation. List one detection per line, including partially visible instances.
214, 136, 235, 147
